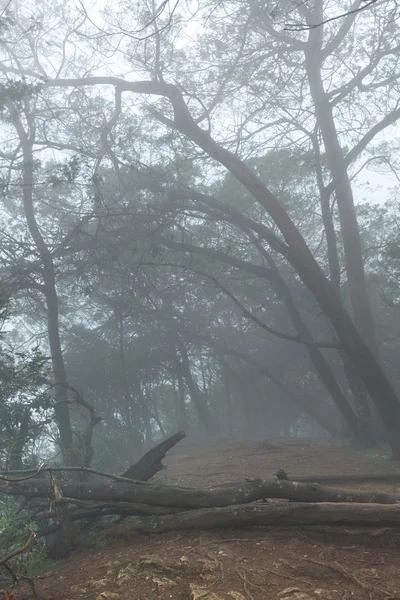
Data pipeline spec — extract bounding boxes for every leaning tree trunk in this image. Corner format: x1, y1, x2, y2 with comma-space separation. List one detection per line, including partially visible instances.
14, 119, 73, 461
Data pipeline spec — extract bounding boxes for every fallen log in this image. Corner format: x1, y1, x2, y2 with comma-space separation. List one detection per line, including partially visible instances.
113, 502, 400, 534
1, 477, 396, 507
33, 501, 182, 521
277, 470, 400, 484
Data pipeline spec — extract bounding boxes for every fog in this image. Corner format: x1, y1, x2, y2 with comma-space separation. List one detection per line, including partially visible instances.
0, 0, 400, 475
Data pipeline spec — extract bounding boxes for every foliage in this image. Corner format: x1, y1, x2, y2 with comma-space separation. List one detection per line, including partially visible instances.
0, 291, 52, 468
0, 501, 53, 580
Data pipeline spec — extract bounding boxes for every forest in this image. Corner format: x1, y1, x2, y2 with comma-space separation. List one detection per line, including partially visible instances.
1, 0, 400, 597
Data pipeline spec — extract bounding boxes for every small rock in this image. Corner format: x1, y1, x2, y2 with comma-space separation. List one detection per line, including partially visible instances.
189, 584, 224, 600
313, 590, 334, 599
85, 579, 109, 588
228, 593, 247, 600
106, 560, 121, 575
152, 577, 177, 592
96, 593, 121, 600
201, 574, 217, 583
199, 558, 220, 572
70, 585, 87, 594
106, 560, 121, 567
138, 554, 174, 573
117, 564, 137, 586
278, 588, 313, 600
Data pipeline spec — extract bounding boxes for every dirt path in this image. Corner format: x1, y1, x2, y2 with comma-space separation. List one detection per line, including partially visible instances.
16, 438, 400, 600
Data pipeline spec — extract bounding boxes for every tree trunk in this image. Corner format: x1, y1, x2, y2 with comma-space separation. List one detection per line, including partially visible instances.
116, 307, 137, 451
138, 383, 152, 445
222, 360, 233, 436
176, 352, 187, 431
18, 134, 73, 461
175, 336, 216, 436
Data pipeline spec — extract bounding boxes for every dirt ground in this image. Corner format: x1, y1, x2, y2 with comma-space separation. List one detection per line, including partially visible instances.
15, 437, 400, 600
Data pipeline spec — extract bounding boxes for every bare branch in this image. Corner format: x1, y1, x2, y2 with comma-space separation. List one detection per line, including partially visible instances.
0, 529, 35, 566
284, 0, 382, 31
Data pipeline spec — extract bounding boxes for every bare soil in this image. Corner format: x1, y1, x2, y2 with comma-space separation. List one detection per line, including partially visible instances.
14, 437, 400, 600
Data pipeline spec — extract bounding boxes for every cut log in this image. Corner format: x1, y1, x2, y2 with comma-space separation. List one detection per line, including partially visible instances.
1, 477, 396, 507
121, 431, 186, 481
114, 502, 400, 534
277, 471, 400, 484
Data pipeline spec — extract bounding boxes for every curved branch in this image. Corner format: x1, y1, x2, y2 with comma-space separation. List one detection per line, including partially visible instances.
0, 529, 35, 566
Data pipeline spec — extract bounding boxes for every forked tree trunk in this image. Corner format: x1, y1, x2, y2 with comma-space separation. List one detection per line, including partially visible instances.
306, 26, 378, 358
305, 3, 383, 443
314, 142, 377, 445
